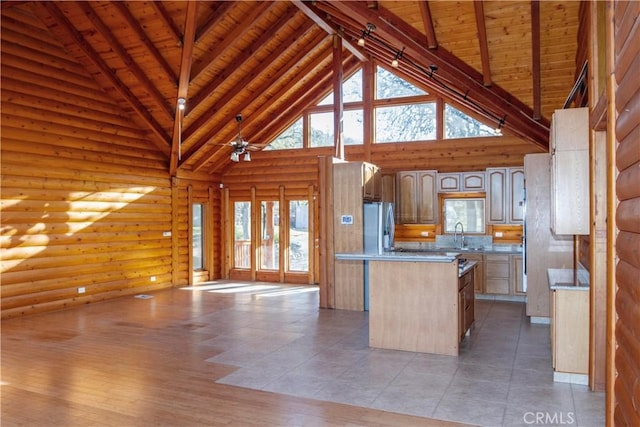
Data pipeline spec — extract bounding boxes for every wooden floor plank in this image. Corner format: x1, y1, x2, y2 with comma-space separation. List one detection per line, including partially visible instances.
1, 285, 467, 427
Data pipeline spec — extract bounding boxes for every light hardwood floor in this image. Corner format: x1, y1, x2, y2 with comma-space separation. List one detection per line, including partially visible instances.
1, 283, 465, 427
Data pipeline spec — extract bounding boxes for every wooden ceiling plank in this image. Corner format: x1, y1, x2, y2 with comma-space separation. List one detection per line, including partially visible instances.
111, 1, 178, 86
531, 0, 542, 120
186, 6, 304, 138
151, 0, 182, 46
190, 33, 331, 172
195, 1, 236, 43
38, 2, 171, 156
317, 1, 549, 149
473, 1, 492, 86
190, 2, 272, 83
170, 0, 198, 175
76, 1, 173, 119
291, 0, 368, 62
419, 1, 438, 49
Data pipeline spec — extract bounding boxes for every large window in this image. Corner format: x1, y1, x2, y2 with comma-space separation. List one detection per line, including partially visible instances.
264, 118, 303, 150
375, 103, 436, 142
233, 201, 251, 269
309, 112, 334, 147
192, 203, 204, 271
443, 198, 485, 234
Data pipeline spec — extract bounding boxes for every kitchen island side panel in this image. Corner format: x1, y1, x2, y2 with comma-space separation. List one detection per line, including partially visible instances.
369, 261, 459, 356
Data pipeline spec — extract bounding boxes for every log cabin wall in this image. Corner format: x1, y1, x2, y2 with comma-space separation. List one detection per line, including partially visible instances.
1, 7, 175, 319
612, 1, 640, 424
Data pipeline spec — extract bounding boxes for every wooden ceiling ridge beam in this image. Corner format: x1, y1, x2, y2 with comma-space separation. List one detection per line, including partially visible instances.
291, 0, 368, 62
37, 2, 171, 156
190, 2, 273, 83
170, 0, 198, 175
76, 1, 173, 120
473, 1, 492, 86
531, 0, 542, 120
151, 1, 182, 46
110, 1, 177, 86
195, 1, 236, 43
183, 6, 305, 142
323, 1, 549, 148
419, 1, 438, 49
186, 28, 327, 171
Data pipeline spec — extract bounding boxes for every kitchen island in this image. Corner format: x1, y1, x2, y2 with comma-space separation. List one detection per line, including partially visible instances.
336, 252, 476, 356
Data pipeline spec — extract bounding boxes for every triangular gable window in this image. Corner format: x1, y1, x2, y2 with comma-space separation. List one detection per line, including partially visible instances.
263, 118, 303, 150
376, 66, 427, 99
444, 104, 500, 138
318, 69, 363, 105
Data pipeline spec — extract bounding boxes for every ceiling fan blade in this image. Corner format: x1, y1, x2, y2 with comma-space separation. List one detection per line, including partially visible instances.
245, 145, 261, 151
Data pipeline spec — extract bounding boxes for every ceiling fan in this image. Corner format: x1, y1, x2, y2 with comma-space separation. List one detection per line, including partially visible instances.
228, 114, 259, 162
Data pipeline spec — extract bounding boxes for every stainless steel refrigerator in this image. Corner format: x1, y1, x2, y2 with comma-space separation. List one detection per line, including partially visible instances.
363, 202, 395, 310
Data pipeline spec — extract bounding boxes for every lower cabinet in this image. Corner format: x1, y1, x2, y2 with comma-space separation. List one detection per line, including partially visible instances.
485, 254, 510, 294
464, 253, 484, 293
550, 287, 589, 382
458, 267, 475, 340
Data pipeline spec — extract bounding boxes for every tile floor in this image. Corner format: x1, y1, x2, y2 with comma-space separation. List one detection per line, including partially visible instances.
202, 282, 605, 427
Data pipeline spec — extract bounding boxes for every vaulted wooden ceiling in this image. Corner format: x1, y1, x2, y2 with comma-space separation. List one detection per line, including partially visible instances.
2, 1, 580, 175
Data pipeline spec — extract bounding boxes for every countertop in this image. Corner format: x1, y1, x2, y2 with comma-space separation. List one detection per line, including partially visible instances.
335, 251, 460, 263
548, 268, 590, 290
458, 260, 477, 277
394, 242, 523, 255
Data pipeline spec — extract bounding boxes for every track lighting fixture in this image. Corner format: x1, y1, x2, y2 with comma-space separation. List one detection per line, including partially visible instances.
495, 116, 506, 134
177, 97, 186, 111
391, 48, 404, 68
358, 23, 376, 47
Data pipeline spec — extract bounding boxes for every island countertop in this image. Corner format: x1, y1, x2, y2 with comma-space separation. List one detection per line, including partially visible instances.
335, 251, 460, 263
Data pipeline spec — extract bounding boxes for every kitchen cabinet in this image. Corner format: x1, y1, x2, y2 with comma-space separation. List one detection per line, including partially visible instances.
363, 162, 382, 202
512, 255, 524, 295
485, 254, 510, 294
458, 266, 475, 340
381, 173, 395, 204
550, 107, 589, 235
437, 172, 485, 192
397, 170, 437, 224
463, 253, 484, 293
486, 167, 524, 224
550, 286, 589, 382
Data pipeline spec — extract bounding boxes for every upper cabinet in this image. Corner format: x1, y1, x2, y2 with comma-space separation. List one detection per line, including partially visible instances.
362, 162, 382, 202
487, 167, 524, 224
397, 170, 438, 224
550, 108, 589, 235
437, 172, 485, 192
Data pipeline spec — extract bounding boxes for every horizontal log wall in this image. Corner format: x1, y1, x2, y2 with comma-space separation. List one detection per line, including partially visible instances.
614, 0, 640, 424
1, 7, 174, 319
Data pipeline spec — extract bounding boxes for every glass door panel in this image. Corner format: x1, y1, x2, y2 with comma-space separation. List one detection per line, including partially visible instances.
233, 201, 251, 269
288, 200, 309, 272
192, 203, 204, 270
260, 201, 279, 270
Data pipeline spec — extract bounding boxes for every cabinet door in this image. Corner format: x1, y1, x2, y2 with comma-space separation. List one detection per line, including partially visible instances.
551, 150, 589, 234
464, 254, 484, 293
417, 171, 437, 223
485, 255, 510, 294
462, 172, 485, 191
437, 173, 460, 192
512, 255, 524, 295
363, 163, 378, 201
381, 174, 395, 204
397, 172, 417, 223
508, 168, 525, 223
486, 168, 507, 223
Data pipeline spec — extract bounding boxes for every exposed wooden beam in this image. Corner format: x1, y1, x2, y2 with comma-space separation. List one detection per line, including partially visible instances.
333, 35, 344, 160
38, 1, 171, 156
195, 1, 236, 43
190, 2, 272, 83
291, 0, 368, 62
419, 1, 438, 49
314, 1, 549, 149
473, 1, 492, 86
182, 23, 326, 169
531, 0, 542, 120
151, 1, 182, 46
76, 2, 172, 119
193, 33, 327, 171
110, 1, 178, 86
170, 0, 198, 176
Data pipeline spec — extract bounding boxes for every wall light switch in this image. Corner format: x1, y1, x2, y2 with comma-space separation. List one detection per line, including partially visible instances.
421, 231, 429, 237
78, 287, 86, 294
150, 276, 156, 282
495, 232, 503, 237
340, 215, 354, 225
162, 231, 171, 237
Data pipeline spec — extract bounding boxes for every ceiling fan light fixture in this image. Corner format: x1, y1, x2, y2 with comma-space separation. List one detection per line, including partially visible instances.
230, 151, 240, 162
177, 97, 186, 111
244, 151, 251, 162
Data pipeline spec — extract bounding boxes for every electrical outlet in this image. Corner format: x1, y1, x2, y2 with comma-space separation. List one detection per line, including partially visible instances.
495, 232, 503, 237
78, 287, 86, 294
420, 231, 429, 237
150, 276, 156, 282
162, 231, 171, 237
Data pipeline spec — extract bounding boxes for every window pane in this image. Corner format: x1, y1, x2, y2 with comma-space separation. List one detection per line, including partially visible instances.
233, 201, 251, 269
344, 109, 363, 145
375, 103, 436, 142
445, 104, 500, 138
376, 66, 427, 99
289, 200, 309, 272
193, 204, 204, 270
444, 199, 485, 234
310, 112, 334, 147
260, 201, 279, 270
317, 69, 363, 105
265, 118, 303, 150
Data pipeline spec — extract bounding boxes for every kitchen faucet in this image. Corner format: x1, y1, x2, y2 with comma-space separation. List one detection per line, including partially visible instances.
454, 222, 465, 248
